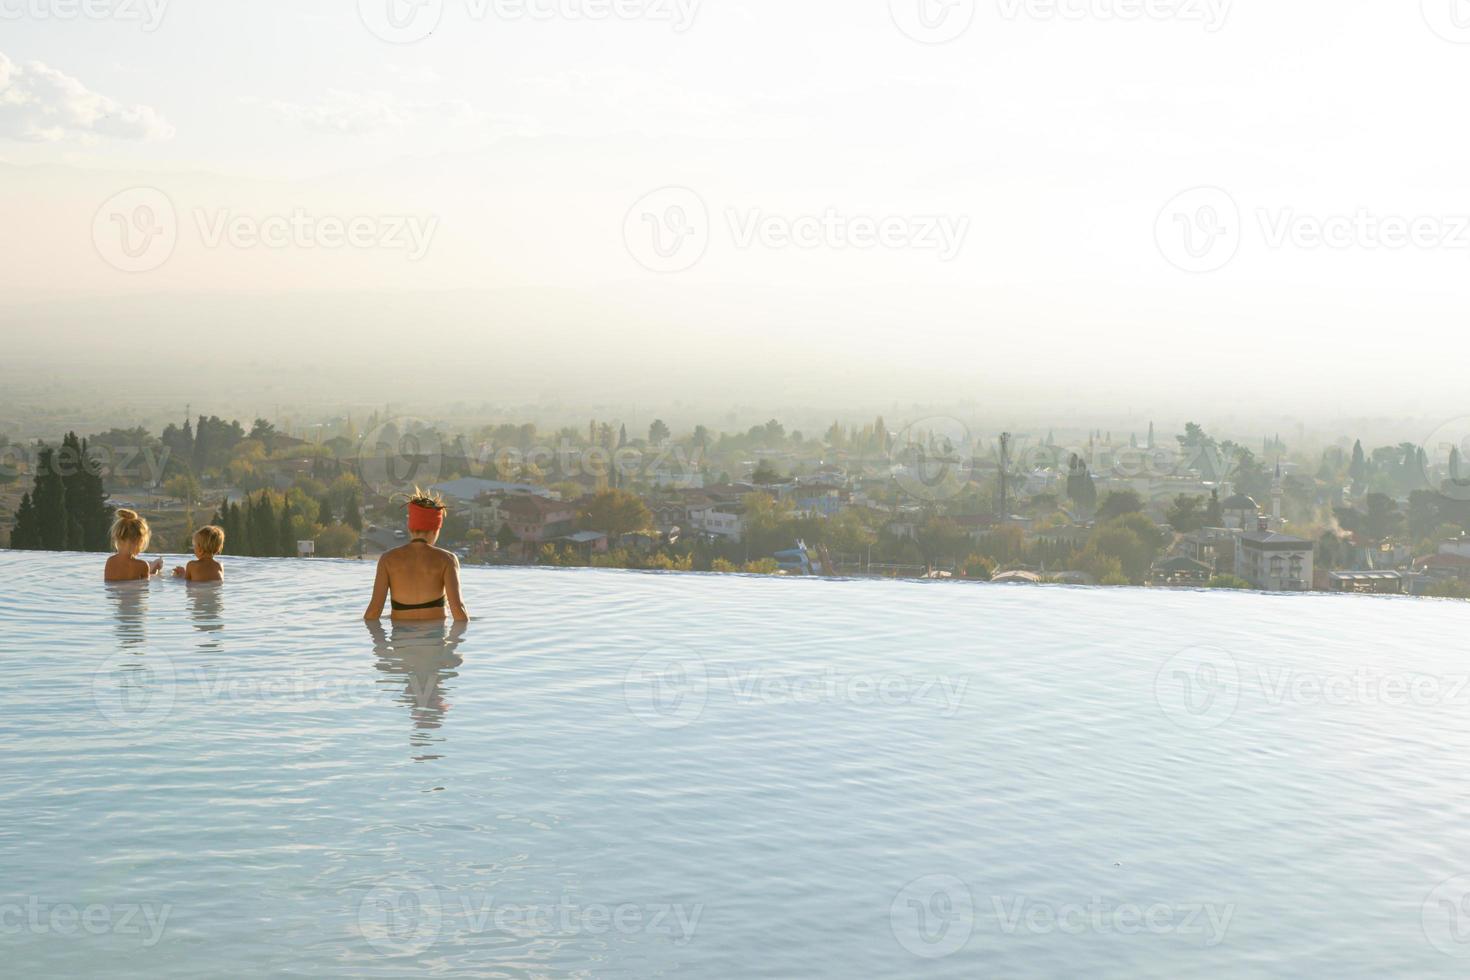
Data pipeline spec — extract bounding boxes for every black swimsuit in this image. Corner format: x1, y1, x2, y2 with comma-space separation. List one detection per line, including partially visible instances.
390, 539, 448, 611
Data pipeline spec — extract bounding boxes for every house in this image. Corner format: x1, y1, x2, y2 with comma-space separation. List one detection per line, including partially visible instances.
555, 530, 609, 557
1151, 555, 1214, 586
688, 502, 745, 542
1178, 527, 1239, 573
1325, 571, 1404, 595
1220, 493, 1260, 531
431, 478, 553, 504
1235, 527, 1313, 591
501, 495, 578, 544
1413, 552, 1470, 584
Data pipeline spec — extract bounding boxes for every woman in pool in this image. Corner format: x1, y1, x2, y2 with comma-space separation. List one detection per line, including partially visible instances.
364, 489, 470, 622
103, 509, 165, 582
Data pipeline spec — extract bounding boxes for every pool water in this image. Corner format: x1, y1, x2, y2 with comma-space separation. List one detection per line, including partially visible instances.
4, 550, 1470, 977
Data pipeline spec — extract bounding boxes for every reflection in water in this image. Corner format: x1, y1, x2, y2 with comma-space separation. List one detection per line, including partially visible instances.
366, 620, 467, 762
105, 581, 150, 647
186, 584, 224, 650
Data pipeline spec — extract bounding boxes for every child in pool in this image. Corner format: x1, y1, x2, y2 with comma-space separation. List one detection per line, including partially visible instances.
103, 509, 165, 582
174, 525, 225, 583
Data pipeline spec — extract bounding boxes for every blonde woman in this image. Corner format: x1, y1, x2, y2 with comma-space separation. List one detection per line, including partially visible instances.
103, 509, 165, 582
364, 488, 470, 622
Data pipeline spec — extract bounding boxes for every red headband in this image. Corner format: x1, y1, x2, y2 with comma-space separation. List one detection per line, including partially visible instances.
407, 501, 445, 533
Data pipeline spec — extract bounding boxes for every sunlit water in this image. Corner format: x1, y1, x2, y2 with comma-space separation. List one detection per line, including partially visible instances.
5, 550, 1470, 977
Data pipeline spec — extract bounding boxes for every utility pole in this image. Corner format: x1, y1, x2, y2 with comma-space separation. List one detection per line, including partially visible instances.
998, 432, 1011, 519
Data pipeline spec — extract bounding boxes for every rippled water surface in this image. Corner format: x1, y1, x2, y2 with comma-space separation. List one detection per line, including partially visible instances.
5, 550, 1470, 977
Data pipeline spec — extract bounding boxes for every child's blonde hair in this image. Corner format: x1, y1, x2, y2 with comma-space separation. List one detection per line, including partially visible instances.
110, 509, 151, 553
194, 525, 225, 556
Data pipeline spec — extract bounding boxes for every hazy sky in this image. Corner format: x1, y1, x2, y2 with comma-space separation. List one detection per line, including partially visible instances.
2, 0, 1469, 422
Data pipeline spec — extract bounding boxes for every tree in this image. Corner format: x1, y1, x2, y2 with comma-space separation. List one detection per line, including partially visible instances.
1096, 490, 1145, 522
581, 489, 651, 541
1205, 489, 1223, 527
342, 492, 362, 531
1334, 493, 1402, 546
278, 503, 295, 557
1065, 454, 1097, 516
10, 492, 38, 549
649, 419, 671, 446
315, 523, 359, 558
317, 496, 334, 526
751, 459, 782, 484
1167, 494, 1207, 533
59, 433, 112, 550
165, 473, 201, 506
32, 447, 68, 551
1348, 440, 1368, 492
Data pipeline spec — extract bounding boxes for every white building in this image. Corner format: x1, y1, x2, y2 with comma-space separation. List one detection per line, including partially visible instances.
688, 504, 745, 542
1235, 529, 1313, 591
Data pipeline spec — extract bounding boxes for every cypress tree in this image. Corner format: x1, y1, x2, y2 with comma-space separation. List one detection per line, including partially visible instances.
33, 448, 68, 551
254, 493, 275, 557
318, 496, 333, 526
60, 432, 112, 551
343, 492, 362, 531
278, 503, 294, 557
10, 492, 38, 549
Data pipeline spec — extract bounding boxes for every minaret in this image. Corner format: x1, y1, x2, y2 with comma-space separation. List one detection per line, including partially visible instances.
1271, 461, 1284, 530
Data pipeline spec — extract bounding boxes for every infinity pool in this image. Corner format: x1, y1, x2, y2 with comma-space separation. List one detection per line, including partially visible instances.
4, 550, 1470, 976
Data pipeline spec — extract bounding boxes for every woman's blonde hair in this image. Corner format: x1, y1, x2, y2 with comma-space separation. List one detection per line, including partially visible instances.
399, 486, 446, 511
110, 509, 151, 553
194, 525, 226, 556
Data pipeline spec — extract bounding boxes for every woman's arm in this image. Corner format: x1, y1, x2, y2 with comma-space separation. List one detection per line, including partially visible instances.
364, 558, 389, 620
445, 557, 470, 622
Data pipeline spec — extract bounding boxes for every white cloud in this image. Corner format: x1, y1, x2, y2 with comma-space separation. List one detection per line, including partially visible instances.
0, 53, 173, 142
266, 90, 477, 136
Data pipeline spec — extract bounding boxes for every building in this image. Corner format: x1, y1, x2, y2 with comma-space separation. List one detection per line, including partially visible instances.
1235, 527, 1313, 591
501, 495, 578, 545
1151, 555, 1214, 586
1325, 571, 1404, 595
431, 478, 553, 504
1220, 494, 1260, 531
688, 502, 745, 542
